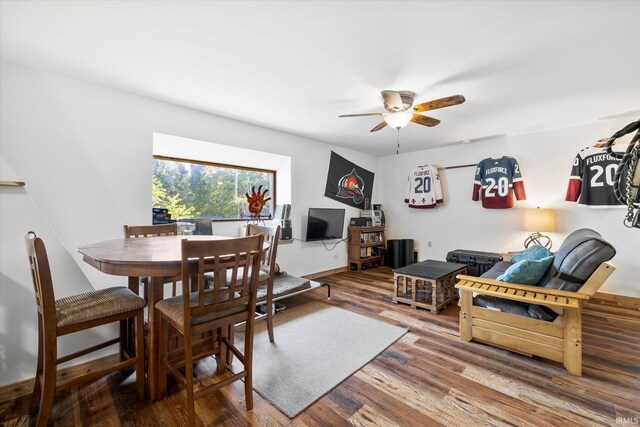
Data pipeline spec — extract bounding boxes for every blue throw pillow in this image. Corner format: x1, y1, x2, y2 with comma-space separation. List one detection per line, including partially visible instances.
497, 256, 555, 285
511, 245, 553, 263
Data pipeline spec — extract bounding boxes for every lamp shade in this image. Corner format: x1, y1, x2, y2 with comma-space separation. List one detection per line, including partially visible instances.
384, 111, 413, 129
524, 208, 555, 232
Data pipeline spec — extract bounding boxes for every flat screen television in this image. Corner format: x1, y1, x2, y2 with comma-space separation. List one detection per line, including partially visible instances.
305, 208, 346, 241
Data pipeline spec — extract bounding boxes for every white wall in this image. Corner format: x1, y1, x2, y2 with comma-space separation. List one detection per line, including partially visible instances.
0, 156, 116, 385
378, 120, 639, 296
0, 60, 379, 385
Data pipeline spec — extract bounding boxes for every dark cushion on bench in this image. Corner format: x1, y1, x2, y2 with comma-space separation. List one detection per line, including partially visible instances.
539, 228, 616, 292
474, 295, 558, 321
478, 261, 513, 280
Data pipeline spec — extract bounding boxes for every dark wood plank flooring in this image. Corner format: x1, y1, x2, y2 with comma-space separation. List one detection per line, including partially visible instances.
1, 268, 638, 426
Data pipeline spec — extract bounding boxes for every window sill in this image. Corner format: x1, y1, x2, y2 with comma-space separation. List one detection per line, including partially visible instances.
210, 218, 274, 223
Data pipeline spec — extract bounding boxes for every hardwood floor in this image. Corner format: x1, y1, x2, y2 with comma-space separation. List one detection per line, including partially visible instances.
2, 268, 639, 426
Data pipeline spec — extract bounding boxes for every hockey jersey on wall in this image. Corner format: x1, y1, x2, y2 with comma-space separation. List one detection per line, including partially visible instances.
404, 165, 444, 209
472, 156, 526, 209
565, 145, 624, 206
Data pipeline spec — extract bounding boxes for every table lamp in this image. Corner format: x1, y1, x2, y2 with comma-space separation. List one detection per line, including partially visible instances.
524, 207, 555, 249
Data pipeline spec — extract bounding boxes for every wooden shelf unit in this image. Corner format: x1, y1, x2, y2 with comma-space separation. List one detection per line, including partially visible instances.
348, 226, 385, 272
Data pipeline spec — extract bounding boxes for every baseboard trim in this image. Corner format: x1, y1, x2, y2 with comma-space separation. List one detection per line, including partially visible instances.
302, 266, 348, 280
0, 353, 119, 403
592, 292, 640, 310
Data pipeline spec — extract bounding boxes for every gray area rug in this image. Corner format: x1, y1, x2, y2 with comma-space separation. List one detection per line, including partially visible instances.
234, 297, 407, 418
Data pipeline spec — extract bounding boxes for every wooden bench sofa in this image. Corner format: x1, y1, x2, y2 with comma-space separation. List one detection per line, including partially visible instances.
455, 228, 616, 376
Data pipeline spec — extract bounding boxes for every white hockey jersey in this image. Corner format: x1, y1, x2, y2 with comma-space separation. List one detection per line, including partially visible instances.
404, 165, 444, 208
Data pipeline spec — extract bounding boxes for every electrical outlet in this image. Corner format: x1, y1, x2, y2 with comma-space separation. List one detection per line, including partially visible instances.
428, 241, 433, 248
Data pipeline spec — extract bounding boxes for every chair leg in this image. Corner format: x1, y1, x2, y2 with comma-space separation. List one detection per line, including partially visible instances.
29, 319, 44, 414
216, 327, 226, 374
135, 310, 145, 401
184, 330, 196, 426
157, 316, 168, 400
171, 281, 177, 298
266, 281, 275, 343
243, 320, 254, 411
184, 340, 196, 426
36, 343, 57, 427
226, 324, 235, 366
119, 319, 128, 362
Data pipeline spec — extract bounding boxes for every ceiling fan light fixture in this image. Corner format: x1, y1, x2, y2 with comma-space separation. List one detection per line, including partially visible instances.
384, 111, 413, 129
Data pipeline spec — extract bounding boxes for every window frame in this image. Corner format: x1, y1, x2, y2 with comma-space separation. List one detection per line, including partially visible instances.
153, 155, 277, 222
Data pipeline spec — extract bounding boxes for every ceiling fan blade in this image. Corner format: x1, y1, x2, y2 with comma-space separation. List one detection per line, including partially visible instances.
370, 121, 388, 132
413, 95, 466, 113
338, 112, 383, 118
381, 90, 404, 112
412, 114, 441, 127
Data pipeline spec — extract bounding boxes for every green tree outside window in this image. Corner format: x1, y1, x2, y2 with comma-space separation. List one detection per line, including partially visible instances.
152, 158, 274, 220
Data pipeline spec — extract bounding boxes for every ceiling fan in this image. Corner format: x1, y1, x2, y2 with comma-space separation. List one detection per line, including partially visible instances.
339, 91, 465, 132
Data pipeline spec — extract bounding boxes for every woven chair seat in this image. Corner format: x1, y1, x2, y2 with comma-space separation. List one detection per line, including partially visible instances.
55, 287, 146, 328
155, 291, 247, 328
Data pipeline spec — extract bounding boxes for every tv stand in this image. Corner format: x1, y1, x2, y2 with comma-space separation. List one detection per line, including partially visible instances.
348, 226, 386, 272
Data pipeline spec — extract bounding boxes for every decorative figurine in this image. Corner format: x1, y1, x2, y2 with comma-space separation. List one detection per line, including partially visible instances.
245, 185, 271, 224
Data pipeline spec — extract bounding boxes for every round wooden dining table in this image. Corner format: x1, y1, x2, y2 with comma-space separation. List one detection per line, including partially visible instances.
77, 234, 249, 400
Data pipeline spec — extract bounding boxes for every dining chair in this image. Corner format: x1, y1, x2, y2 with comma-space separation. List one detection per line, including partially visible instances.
246, 224, 281, 342
194, 218, 213, 235
208, 224, 280, 359
123, 223, 180, 297
25, 232, 146, 427
155, 234, 264, 426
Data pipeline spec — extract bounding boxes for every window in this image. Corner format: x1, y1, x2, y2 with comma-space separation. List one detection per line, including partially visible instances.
152, 156, 275, 221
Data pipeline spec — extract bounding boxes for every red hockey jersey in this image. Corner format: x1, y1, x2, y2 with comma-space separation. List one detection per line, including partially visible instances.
472, 156, 526, 209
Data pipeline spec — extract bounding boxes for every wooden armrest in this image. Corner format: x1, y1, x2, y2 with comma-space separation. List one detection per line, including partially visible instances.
455, 274, 588, 308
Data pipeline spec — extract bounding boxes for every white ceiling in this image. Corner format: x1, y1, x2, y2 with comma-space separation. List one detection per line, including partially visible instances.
1, 1, 639, 156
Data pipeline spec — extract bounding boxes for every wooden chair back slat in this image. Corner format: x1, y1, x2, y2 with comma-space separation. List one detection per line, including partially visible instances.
246, 224, 280, 274
180, 235, 264, 321
123, 223, 178, 238
198, 257, 205, 308
24, 232, 57, 320
227, 256, 237, 301
216, 263, 225, 303
241, 257, 251, 297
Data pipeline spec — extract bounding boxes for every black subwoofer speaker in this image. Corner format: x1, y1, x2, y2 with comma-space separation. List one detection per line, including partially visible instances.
280, 226, 292, 240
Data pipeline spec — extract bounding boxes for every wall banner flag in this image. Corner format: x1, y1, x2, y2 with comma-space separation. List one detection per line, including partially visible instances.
324, 151, 375, 209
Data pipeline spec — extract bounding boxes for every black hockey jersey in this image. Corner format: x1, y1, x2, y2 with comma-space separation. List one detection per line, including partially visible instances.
565, 146, 625, 206
404, 165, 444, 208
472, 156, 526, 209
